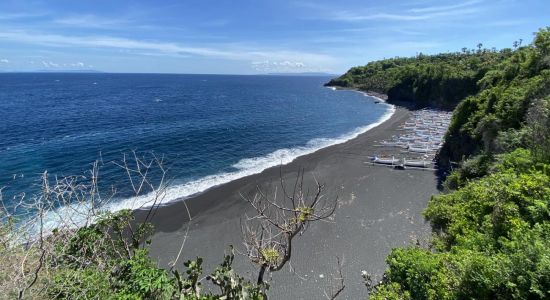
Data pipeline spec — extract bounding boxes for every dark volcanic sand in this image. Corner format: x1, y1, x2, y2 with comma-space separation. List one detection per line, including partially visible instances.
141, 106, 439, 299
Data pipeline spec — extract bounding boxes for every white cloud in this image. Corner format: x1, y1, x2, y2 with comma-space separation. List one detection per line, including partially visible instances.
0, 59, 9, 63
71, 62, 85, 67
328, 7, 480, 22
484, 20, 528, 27
54, 15, 129, 29
40, 61, 89, 68
307, 0, 483, 23
0, 12, 46, 20
0, 29, 335, 67
42, 61, 59, 68
251, 60, 317, 73
409, 0, 482, 13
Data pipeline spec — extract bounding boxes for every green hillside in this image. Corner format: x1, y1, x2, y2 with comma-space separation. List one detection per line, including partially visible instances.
332, 27, 550, 300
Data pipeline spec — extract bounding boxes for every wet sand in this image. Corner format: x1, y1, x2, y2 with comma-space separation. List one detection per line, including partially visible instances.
141, 105, 439, 299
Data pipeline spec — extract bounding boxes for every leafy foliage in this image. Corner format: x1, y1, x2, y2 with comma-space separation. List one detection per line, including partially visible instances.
440, 28, 550, 165
367, 28, 550, 300
328, 28, 550, 169
371, 160, 550, 300
326, 48, 511, 108
0, 209, 265, 299
2, 156, 334, 299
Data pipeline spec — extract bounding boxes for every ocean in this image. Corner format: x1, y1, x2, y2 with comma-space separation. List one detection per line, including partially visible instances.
0, 73, 393, 225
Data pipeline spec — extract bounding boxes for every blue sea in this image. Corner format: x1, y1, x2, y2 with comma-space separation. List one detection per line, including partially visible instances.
0, 73, 393, 224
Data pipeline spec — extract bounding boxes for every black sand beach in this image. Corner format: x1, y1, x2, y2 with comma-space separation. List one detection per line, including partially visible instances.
141, 106, 439, 299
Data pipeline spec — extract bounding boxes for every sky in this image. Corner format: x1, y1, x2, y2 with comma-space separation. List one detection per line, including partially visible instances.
0, 0, 549, 74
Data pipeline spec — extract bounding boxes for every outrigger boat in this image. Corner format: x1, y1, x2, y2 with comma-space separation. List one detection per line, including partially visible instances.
408, 146, 434, 153
374, 108, 452, 162
403, 158, 431, 168
367, 155, 399, 165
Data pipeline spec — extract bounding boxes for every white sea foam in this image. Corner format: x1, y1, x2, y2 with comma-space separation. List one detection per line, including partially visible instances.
107, 101, 395, 211
40, 94, 395, 230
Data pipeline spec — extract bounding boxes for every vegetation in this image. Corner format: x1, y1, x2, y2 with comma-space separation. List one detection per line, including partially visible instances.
0, 154, 340, 299
327, 28, 550, 168
326, 44, 513, 109
345, 28, 550, 299
3, 24, 550, 299
0, 161, 266, 299
370, 150, 550, 299
1, 203, 266, 299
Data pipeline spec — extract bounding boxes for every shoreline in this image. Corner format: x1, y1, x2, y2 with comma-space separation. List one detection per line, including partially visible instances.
109, 91, 395, 213
34, 88, 395, 232
134, 91, 396, 220
141, 103, 439, 298
329, 86, 389, 102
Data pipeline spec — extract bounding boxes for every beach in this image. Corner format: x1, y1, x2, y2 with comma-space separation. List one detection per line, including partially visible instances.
141, 105, 439, 299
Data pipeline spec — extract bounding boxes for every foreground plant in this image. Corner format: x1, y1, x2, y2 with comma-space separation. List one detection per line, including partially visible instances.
1, 152, 343, 299
241, 169, 344, 299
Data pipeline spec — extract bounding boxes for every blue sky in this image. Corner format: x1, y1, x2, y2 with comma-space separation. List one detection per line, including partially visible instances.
0, 0, 549, 74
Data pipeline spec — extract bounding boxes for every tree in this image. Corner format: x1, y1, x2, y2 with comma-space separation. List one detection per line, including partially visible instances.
241, 169, 342, 299
525, 97, 550, 162
363, 27, 550, 300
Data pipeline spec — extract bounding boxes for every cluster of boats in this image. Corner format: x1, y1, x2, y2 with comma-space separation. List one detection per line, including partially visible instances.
369, 108, 452, 168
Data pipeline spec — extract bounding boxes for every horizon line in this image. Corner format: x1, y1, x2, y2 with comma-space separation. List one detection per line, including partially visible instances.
0, 70, 341, 76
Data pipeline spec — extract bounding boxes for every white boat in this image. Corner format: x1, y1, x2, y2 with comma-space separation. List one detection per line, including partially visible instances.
403, 159, 431, 168
408, 146, 433, 153
372, 156, 399, 165
399, 136, 417, 141
380, 141, 400, 146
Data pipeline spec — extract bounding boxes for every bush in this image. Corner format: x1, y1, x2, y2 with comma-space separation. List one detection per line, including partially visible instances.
384, 248, 455, 300
371, 166, 550, 300
356, 27, 550, 300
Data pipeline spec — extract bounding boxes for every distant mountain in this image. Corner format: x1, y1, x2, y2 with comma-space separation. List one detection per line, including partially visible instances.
264, 72, 338, 77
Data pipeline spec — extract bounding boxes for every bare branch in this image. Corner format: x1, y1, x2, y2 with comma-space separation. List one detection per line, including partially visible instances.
169, 200, 192, 270
240, 168, 339, 296
0, 151, 172, 298
323, 256, 345, 300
